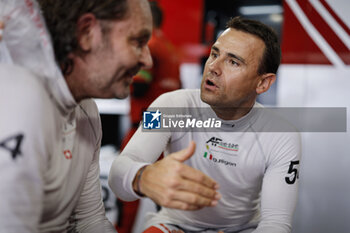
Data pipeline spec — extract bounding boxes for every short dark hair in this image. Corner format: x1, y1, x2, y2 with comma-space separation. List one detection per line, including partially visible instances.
149, 1, 163, 28
38, 0, 129, 75
226, 16, 281, 75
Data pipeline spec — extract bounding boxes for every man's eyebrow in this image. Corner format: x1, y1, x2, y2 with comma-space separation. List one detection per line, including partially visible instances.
212, 45, 246, 65
227, 52, 246, 65
212, 45, 220, 53
130, 29, 151, 40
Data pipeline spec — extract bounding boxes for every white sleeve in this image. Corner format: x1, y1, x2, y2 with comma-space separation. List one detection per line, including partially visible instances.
253, 133, 301, 233
68, 100, 116, 233
0, 66, 49, 232
108, 94, 172, 201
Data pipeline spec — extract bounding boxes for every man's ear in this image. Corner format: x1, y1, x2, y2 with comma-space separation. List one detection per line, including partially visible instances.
76, 13, 101, 52
256, 73, 276, 94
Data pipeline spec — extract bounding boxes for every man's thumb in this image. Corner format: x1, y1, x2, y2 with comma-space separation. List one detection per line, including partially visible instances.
170, 141, 196, 162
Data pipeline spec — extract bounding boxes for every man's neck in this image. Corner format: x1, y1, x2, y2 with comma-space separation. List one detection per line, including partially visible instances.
63, 58, 87, 103
65, 74, 83, 103
211, 101, 255, 121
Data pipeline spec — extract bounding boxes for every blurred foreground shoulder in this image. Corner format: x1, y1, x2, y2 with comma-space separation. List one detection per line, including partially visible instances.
0, 64, 53, 109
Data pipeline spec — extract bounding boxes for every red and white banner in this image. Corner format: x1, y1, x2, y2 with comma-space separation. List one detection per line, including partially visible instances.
278, 1, 350, 232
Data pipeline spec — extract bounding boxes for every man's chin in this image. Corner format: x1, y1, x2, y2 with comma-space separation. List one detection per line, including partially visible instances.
113, 78, 133, 99
200, 92, 214, 106
114, 91, 129, 99
102, 88, 130, 99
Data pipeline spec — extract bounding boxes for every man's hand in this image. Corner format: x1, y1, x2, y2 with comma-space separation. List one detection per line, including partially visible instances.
133, 141, 221, 210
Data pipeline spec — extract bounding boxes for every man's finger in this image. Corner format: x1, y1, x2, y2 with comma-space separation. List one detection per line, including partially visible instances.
175, 178, 219, 200
180, 163, 219, 189
162, 199, 201, 211
170, 190, 219, 207
169, 141, 196, 162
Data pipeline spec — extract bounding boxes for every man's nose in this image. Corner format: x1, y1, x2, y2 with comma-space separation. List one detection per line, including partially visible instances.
207, 58, 222, 77
140, 46, 153, 69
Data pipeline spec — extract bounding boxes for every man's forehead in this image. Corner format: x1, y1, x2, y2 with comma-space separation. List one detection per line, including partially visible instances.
214, 28, 264, 53
118, 0, 152, 30
213, 29, 236, 49
211, 29, 238, 54
128, 0, 151, 15
129, 0, 152, 22
216, 28, 263, 45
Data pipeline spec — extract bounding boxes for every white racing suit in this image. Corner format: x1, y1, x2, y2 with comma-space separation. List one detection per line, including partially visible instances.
0, 0, 115, 232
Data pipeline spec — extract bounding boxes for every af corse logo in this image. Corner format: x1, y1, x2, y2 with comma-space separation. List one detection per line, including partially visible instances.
143, 110, 161, 129
206, 137, 239, 151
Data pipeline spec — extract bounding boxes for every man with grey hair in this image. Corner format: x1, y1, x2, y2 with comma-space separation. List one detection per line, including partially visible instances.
0, 0, 156, 232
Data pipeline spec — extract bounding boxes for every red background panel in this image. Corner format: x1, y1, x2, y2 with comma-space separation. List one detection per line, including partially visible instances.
156, 0, 204, 46
281, 1, 331, 65
152, 0, 209, 63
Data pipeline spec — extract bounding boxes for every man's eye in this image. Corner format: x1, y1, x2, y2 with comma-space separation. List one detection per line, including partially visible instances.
229, 59, 239, 66
211, 52, 218, 58
131, 38, 146, 48
136, 40, 144, 48
137, 37, 150, 48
